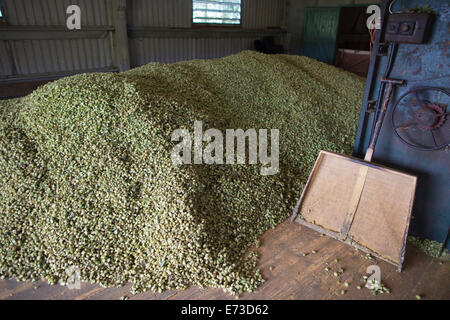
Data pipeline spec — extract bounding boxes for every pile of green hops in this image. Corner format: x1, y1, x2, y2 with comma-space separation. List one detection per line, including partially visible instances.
0, 51, 365, 295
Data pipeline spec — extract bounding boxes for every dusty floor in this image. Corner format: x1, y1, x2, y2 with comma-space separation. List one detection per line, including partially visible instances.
0, 219, 449, 300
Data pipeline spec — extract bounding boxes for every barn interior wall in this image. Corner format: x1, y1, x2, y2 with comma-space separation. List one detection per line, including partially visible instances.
0, 0, 285, 83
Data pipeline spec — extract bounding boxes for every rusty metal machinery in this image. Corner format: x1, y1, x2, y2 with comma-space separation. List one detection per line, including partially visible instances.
391, 87, 449, 151
354, 0, 450, 251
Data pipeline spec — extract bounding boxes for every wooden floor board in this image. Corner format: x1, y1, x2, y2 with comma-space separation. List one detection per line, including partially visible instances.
1, 219, 449, 300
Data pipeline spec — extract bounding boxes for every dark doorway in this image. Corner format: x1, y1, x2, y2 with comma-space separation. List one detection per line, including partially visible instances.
335, 6, 372, 77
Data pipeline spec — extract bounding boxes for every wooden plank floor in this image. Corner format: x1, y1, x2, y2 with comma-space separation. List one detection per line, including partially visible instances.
1, 219, 449, 300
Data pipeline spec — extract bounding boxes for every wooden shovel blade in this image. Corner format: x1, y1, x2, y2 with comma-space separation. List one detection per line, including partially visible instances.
292, 150, 417, 270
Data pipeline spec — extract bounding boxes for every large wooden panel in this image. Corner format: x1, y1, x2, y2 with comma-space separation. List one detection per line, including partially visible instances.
294, 150, 417, 268
350, 164, 416, 263
300, 151, 359, 233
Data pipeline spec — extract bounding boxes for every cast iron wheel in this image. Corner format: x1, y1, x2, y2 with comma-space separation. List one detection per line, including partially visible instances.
391, 86, 450, 151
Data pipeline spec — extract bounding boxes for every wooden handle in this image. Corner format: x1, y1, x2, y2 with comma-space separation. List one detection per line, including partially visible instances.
364, 148, 374, 162
364, 78, 404, 162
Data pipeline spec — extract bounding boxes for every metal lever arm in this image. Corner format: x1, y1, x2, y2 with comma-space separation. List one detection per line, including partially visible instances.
364, 77, 405, 161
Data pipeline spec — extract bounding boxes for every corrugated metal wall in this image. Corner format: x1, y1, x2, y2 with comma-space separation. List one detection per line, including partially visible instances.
127, 0, 285, 67
129, 37, 259, 65
242, 0, 284, 29
0, 0, 285, 81
5, 39, 114, 75
0, 41, 13, 76
3, 0, 111, 26
126, 0, 284, 29
0, 0, 115, 80
127, 0, 192, 28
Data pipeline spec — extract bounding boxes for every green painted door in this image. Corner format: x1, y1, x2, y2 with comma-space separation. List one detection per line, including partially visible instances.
300, 7, 341, 64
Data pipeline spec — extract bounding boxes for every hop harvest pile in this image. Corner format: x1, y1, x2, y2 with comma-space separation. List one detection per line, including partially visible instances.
0, 51, 365, 295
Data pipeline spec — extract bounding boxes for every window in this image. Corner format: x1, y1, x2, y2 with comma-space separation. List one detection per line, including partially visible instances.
193, 0, 241, 25
0, 7, 3, 19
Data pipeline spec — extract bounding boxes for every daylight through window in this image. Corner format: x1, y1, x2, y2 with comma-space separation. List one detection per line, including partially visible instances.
193, 0, 241, 25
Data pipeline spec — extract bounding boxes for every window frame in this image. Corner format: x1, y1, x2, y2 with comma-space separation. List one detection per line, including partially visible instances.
0, 4, 7, 26
192, 0, 242, 29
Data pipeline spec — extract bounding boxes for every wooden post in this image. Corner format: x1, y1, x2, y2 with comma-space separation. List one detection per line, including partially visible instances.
112, 0, 130, 71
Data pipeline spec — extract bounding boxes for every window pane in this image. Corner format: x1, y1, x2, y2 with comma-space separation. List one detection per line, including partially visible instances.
193, 0, 241, 24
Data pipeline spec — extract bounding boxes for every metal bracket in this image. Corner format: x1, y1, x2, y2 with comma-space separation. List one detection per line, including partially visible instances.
385, 13, 433, 44
366, 100, 378, 113
377, 42, 389, 56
